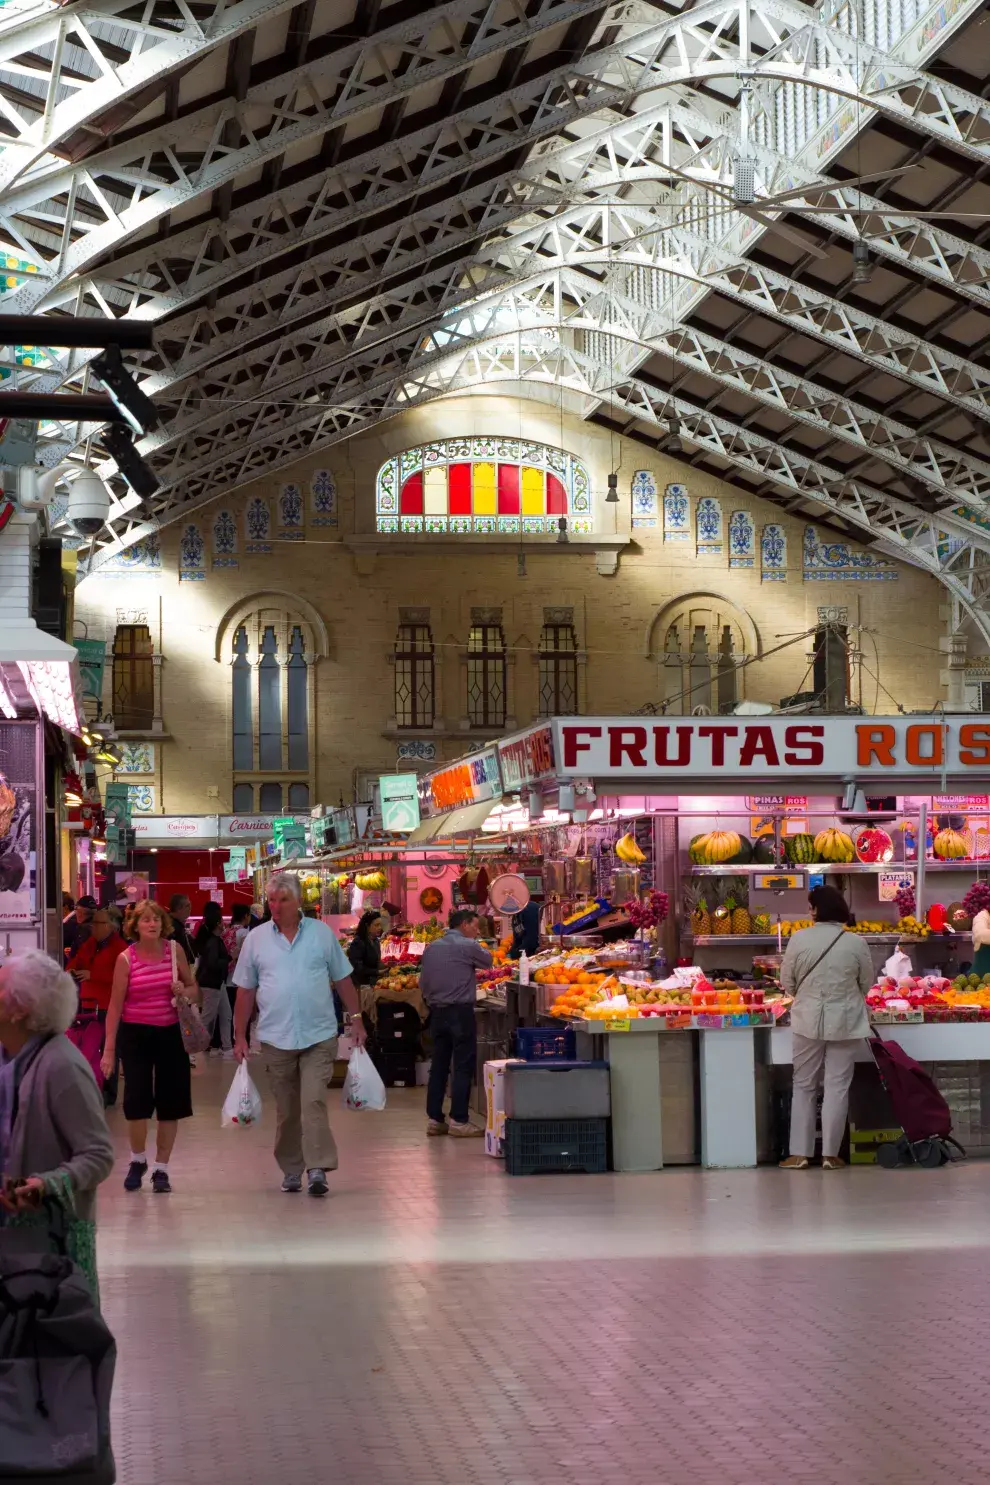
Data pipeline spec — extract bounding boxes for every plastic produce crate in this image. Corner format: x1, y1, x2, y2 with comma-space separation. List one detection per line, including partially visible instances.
515, 1025, 576, 1061
504, 1117, 609, 1175
504, 1061, 610, 1120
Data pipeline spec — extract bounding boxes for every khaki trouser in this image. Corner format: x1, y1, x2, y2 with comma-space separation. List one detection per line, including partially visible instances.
261, 1038, 339, 1175
789, 1033, 861, 1159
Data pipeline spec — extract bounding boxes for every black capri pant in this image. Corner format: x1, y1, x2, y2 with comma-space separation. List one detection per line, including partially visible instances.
117, 1020, 193, 1121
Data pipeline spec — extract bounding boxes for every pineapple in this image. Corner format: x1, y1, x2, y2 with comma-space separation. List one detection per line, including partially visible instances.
752, 911, 772, 935
713, 887, 733, 936
731, 881, 751, 935
685, 882, 712, 937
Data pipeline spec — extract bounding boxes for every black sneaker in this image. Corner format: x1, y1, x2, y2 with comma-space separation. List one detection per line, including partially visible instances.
150, 1169, 171, 1194
123, 1160, 147, 1192
307, 1168, 328, 1198
281, 1173, 302, 1193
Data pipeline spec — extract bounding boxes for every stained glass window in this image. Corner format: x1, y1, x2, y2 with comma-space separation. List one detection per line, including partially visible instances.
376, 437, 593, 534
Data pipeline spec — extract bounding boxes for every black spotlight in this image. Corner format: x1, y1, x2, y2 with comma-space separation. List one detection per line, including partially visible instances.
91, 344, 160, 436
102, 424, 159, 499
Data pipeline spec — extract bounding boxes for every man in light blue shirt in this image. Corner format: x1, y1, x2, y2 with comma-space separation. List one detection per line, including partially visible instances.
233, 872, 366, 1196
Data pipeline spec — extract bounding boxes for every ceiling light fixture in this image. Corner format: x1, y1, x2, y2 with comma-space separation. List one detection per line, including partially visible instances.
90, 344, 159, 437
606, 472, 619, 503
556, 516, 569, 544
852, 239, 874, 285
101, 424, 159, 499
666, 414, 683, 454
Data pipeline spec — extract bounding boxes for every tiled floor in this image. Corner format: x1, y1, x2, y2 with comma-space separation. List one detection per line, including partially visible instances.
100, 1059, 990, 1485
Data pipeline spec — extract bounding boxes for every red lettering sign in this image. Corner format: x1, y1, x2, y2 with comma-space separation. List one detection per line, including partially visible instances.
905, 723, 943, 767
698, 725, 738, 766
738, 726, 780, 768
959, 726, 990, 766
783, 726, 824, 767
562, 726, 602, 769
857, 725, 895, 766
610, 726, 647, 768
654, 726, 692, 766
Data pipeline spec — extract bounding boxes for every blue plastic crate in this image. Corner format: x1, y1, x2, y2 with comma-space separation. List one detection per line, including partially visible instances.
515, 1025, 576, 1061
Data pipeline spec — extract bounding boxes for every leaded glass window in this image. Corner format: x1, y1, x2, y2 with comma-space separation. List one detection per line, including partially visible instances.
467, 624, 506, 728
258, 626, 281, 770
538, 623, 577, 716
394, 624, 435, 729
232, 626, 253, 769
376, 437, 593, 534
287, 626, 308, 770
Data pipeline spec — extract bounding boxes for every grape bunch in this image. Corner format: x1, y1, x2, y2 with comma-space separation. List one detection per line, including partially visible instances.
627, 890, 670, 929
962, 879, 990, 919
894, 885, 916, 918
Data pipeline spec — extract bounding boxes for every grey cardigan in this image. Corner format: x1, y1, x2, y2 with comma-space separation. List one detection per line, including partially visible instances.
6, 1035, 114, 1223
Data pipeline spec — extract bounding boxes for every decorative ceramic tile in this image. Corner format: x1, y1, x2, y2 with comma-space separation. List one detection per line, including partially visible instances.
245, 497, 272, 554
761, 523, 787, 582
728, 510, 756, 568
397, 739, 437, 761
663, 484, 690, 542
696, 496, 723, 555
631, 470, 658, 529
126, 784, 155, 813
178, 523, 205, 582
212, 509, 238, 568
277, 483, 304, 541
310, 469, 337, 528
100, 535, 162, 575
803, 524, 898, 582
117, 743, 155, 775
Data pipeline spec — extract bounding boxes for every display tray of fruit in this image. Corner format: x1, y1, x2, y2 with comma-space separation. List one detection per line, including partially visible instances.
374, 970, 420, 994
866, 972, 990, 1019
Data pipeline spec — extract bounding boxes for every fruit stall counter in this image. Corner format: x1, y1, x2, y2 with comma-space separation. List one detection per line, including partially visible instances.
573, 1017, 761, 1172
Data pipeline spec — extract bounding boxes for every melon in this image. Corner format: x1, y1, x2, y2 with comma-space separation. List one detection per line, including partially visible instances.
947, 900, 972, 932
752, 836, 781, 866
785, 833, 818, 865
728, 834, 753, 865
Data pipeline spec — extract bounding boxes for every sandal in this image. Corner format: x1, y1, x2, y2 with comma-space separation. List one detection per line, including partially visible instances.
779, 1156, 810, 1169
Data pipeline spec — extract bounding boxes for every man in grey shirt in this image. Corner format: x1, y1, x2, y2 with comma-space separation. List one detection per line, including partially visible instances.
420, 909, 492, 1137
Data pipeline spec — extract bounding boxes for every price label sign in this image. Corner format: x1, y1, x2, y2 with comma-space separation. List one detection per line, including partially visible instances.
878, 871, 913, 903
603, 1017, 631, 1033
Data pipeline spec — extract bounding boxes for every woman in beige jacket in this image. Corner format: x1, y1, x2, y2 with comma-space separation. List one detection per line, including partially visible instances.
779, 886, 873, 1170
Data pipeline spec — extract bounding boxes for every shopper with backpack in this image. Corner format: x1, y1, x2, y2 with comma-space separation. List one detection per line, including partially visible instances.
0, 949, 114, 1298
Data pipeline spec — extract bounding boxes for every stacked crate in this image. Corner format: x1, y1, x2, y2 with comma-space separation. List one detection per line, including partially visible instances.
503, 1027, 611, 1175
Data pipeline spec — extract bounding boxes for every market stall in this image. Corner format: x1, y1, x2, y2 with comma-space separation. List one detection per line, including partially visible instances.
425, 716, 990, 1170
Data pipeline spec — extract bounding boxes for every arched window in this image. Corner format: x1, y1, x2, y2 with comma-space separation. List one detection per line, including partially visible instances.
258, 626, 280, 771
376, 437, 592, 534
232, 627, 252, 769
287, 627, 308, 770
467, 624, 506, 728
649, 596, 757, 714
539, 622, 578, 717
394, 623, 435, 729
112, 624, 154, 730
218, 595, 326, 818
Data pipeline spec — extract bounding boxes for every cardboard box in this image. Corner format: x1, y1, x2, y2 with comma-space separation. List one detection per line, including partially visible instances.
484, 1059, 522, 1158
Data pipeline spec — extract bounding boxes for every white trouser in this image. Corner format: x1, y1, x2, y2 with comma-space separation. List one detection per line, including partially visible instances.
789, 1034, 861, 1158
200, 981, 233, 1050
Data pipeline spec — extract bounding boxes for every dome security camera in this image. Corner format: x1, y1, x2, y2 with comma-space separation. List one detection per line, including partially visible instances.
67, 470, 111, 535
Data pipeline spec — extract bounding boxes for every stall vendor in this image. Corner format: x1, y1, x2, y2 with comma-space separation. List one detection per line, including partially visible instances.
510, 900, 540, 959
972, 908, 990, 977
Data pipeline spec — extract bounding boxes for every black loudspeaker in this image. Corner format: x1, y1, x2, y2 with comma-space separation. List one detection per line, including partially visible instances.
35, 538, 66, 637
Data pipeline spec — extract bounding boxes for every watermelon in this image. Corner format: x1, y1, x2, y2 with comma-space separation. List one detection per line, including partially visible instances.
751, 836, 781, 866
688, 834, 707, 865
728, 834, 753, 865
785, 833, 818, 865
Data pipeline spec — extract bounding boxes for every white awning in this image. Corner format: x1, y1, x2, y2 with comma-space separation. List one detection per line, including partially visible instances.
431, 800, 498, 839
405, 813, 451, 844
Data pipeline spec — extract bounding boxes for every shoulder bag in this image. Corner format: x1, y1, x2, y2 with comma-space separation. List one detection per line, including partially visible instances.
791, 928, 846, 997
170, 939, 211, 1055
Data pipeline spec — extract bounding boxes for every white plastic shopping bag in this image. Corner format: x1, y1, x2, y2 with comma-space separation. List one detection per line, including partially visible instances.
342, 1046, 387, 1111
221, 1061, 263, 1127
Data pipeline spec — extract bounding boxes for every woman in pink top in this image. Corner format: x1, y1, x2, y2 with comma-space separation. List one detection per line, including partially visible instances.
101, 901, 198, 1193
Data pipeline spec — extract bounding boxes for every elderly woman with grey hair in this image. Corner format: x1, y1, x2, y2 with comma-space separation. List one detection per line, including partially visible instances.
0, 949, 114, 1297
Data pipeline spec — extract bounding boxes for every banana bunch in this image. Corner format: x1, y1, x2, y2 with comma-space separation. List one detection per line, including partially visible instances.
354, 869, 388, 892
615, 832, 646, 864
